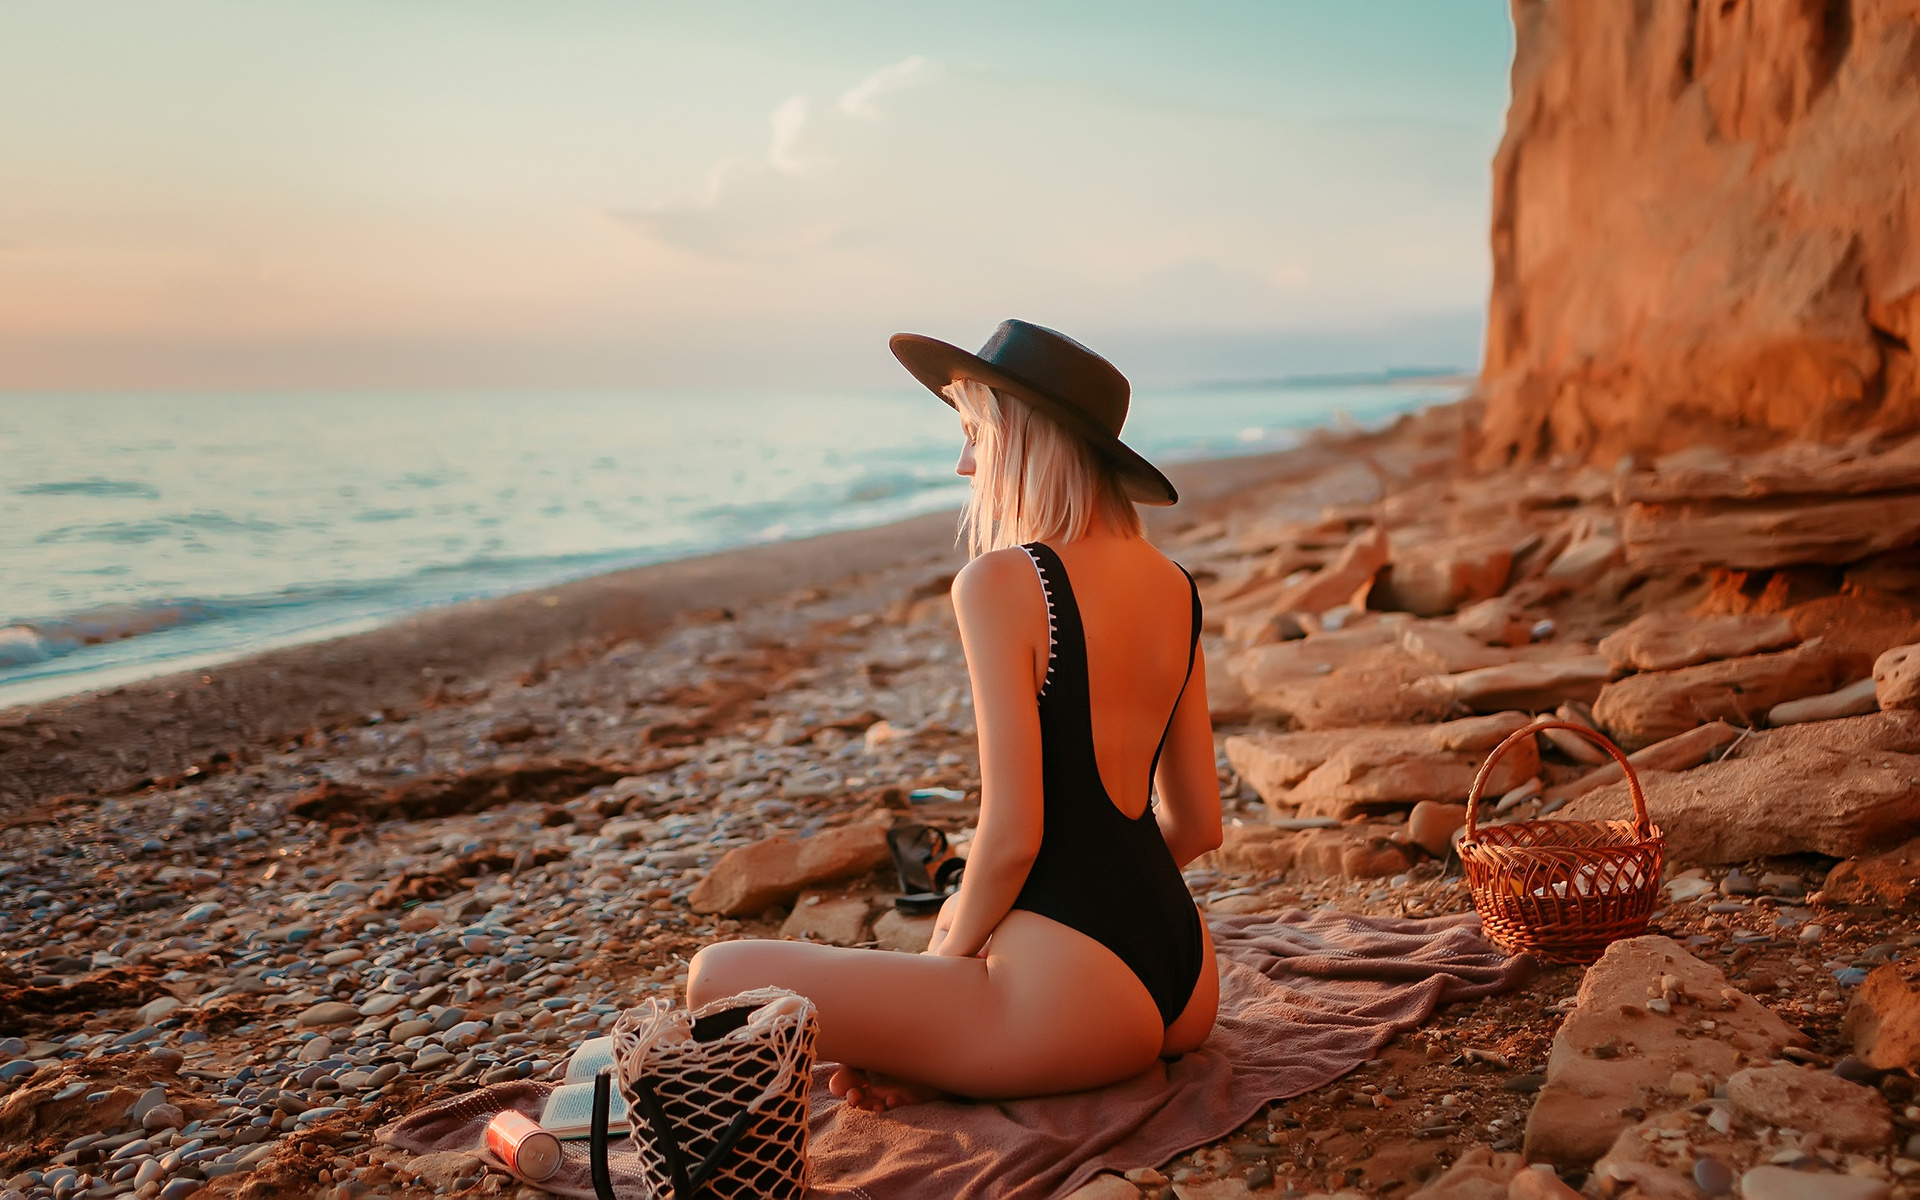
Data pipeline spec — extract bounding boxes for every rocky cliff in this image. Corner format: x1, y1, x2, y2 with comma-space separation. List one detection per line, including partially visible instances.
1479, 0, 1920, 465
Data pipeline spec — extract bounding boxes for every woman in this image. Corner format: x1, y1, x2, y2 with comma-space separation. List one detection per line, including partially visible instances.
686, 320, 1222, 1109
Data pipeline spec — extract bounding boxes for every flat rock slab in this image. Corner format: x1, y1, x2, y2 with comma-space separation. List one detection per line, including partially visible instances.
1442, 657, 1612, 713
1593, 640, 1849, 749
688, 823, 890, 916
1559, 713, 1920, 864
1725, 1064, 1892, 1150
1822, 835, 1920, 908
1225, 712, 1537, 819
1404, 1146, 1521, 1200
1543, 721, 1739, 807
1842, 962, 1920, 1074
1199, 821, 1415, 880
1739, 1165, 1893, 1200
871, 909, 937, 954
1622, 491, 1920, 572
777, 892, 872, 946
1598, 612, 1799, 673
1523, 936, 1802, 1169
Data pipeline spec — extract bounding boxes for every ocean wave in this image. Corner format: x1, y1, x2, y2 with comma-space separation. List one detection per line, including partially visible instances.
0, 601, 220, 667
15, 477, 160, 500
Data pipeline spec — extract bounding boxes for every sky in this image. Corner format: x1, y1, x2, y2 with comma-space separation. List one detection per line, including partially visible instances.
0, 2, 1514, 392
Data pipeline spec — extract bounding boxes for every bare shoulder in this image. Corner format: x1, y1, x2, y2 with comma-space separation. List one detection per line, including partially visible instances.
951, 546, 1041, 612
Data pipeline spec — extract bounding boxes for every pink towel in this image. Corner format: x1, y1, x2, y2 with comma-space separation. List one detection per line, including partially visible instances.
382, 910, 1529, 1199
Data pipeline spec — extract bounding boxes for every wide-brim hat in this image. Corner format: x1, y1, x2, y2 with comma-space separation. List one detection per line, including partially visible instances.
890, 319, 1178, 506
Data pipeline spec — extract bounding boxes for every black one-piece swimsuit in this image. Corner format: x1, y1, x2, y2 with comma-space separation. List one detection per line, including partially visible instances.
1008, 542, 1207, 1027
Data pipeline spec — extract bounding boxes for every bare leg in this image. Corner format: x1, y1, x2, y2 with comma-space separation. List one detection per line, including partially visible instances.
686, 910, 1166, 1105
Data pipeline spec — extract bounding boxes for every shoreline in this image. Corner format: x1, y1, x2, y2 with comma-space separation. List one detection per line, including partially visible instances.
0, 430, 1387, 814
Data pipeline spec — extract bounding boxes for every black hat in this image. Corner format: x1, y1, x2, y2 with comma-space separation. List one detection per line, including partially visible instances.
890, 319, 1178, 506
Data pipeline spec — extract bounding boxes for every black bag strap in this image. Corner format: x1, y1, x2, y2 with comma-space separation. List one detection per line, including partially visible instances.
588, 1066, 759, 1200
590, 1071, 618, 1200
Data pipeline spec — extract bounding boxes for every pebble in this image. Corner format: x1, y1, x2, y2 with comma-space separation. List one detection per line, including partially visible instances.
389, 1019, 434, 1041
296, 1001, 359, 1028
130, 1088, 169, 1124
296, 1036, 334, 1063
135, 996, 182, 1025
141, 1104, 185, 1131
1693, 1156, 1735, 1196
0, 1059, 36, 1083
357, 993, 405, 1017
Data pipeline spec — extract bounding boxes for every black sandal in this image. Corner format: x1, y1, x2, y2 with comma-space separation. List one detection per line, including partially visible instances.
887, 822, 964, 915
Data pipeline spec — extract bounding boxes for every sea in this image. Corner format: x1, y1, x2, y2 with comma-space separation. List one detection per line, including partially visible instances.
0, 376, 1464, 709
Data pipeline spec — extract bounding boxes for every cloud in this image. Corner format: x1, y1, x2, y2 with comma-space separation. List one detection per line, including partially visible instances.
768, 95, 809, 174
837, 56, 937, 120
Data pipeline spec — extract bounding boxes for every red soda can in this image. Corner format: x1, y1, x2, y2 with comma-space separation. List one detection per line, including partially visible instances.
485, 1111, 562, 1182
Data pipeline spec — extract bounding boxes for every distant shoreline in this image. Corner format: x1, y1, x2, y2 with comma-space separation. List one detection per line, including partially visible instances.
0, 431, 1388, 814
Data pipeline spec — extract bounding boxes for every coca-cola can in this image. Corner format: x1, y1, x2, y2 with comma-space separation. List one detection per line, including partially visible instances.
485, 1111, 562, 1182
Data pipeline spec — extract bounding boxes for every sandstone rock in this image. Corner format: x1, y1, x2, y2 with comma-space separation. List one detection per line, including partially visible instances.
1623, 495, 1920, 573
871, 909, 936, 954
1194, 821, 1413, 881
1769, 677, 1879, 727
1291, 826, 1416, 880
1542, 517, 1621, 586
1823, 836, 1920, 908
1229, 625, 1400, 693
1441, 657, 1612, 713
1200, 823, 1306, 874
407, 1152, 488, 1193
1874, 643, 1920, 710
1592, 640, 1848, 749
1406, 1146, 1521, 1200
1523, 936, 1802, 1169
1738, 1166, 1891, 1200
1398, 622, 1516, 674
1455, 597, 1534, 648
1561, 715, 1920, 864
1406, 801, 1467, 858
1378, 537, 1515, 617
1477, 0, 1920, 467
1599, 612, 1799, 674
778, 892, 872, 946
688, 823, 890, 916
1538, 704, 1609, 764
1842, 963, 1920, 1075
1228, 713, 1537, 819
1725, 1064, 1892, 1150
1506, 1166, 1581, 1200
1268, 525, 1390, 621
1542, 721, 1739, 807
1205, 664, 1254, 726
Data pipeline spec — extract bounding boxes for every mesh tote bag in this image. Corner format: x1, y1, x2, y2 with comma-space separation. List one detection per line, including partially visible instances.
588, 987, 817, 1200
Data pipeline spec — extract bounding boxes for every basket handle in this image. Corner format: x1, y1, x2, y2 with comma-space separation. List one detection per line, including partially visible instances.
1463, 720, 1649, 842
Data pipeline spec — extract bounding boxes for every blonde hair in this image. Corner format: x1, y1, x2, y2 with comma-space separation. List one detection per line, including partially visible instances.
946, 377, 1143, 558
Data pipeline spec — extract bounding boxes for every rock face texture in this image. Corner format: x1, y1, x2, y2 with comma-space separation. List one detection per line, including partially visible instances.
1480, 0, 1920, 465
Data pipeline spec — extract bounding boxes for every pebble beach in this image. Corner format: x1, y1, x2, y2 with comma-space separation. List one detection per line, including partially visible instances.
4, 400, 1919, 1200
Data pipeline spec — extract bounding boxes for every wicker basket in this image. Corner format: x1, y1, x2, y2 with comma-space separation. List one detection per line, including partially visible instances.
1458, 721, 1665, 965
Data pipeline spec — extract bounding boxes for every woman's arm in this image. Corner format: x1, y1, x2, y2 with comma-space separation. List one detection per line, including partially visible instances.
930, 549, 1048, 959
1152, 643, 1223, 868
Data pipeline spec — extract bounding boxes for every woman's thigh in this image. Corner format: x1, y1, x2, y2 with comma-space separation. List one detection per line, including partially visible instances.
686, 911, 1164, 1099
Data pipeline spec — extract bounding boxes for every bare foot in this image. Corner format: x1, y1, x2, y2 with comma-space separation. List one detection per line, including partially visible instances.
828, 1065, 949, 1112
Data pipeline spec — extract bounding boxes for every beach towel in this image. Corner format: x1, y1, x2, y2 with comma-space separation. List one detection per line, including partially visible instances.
381, 909, 1530, 1200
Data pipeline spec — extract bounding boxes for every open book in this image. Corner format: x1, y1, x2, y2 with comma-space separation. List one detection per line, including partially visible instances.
537, 1037, 629, 1139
